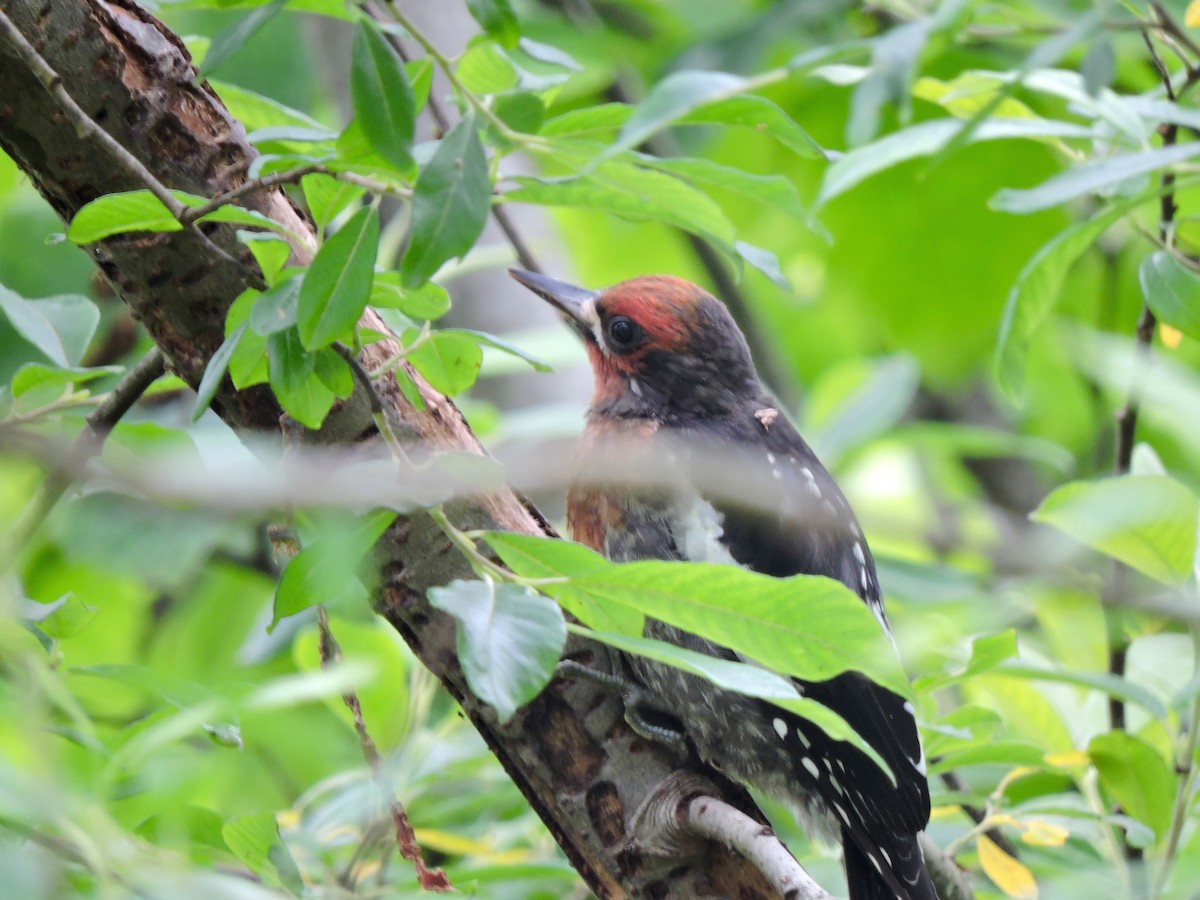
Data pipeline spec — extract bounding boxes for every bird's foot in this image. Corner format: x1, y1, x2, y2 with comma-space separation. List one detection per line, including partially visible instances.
556, 659, 690, 759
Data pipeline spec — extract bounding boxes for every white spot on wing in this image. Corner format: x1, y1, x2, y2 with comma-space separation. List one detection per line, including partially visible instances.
773, 717, 787, 739
766, 452, 776, 464
853, 542, 865, 564
801, 757, 820, 779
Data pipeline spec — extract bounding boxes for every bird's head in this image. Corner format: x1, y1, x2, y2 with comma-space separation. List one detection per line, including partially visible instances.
510, 269, 761, 420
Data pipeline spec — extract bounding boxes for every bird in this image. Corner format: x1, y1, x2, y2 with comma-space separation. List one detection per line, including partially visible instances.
509, 268, 937, 900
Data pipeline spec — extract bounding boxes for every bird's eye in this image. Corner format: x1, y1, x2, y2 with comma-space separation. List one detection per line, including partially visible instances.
606, 316, 641, 349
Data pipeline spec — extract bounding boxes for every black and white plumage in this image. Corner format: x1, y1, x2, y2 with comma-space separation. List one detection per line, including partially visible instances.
511, 269, 937, 900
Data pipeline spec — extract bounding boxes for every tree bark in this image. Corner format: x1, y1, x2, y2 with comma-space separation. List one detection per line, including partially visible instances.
0, 2, 786, 896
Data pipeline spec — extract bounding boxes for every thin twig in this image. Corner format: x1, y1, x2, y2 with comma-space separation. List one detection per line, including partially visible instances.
938, 771, 1021, 860
180, 164, 324, 223
315, 605, 452, 892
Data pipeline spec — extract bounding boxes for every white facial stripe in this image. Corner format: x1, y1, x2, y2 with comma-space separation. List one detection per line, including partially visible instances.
580, 298, 607, 353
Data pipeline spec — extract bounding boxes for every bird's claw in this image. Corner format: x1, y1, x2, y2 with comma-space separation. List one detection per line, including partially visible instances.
556, 659, 690, 759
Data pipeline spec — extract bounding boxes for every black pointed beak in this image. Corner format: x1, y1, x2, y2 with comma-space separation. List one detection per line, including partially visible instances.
508, 269, 598, 333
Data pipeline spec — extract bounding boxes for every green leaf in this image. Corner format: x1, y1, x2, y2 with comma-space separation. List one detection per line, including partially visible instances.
222, 812, 303, 894
406, 330, 484, 395
312, 347, 354, 398
446, 328, 551, 372
297, 205, 379, 348
540, 103, 631, 137
11, 363, 122, 398
504, 159, 736, 254
992, 142, 1200, 214
735, 241, 792, 292
492, 91, 546, 136
272, 509, 397, 629
483, 532, 643, 634
995, 192, 1153, 399
637, 154, 807, 220
192, 322, 247, 422
1139, 251, 1200, 341
804, 354, 920, 464
198, 0, 289, 78
267, 328, 313, 394
240, 231, 291, 286
369, 273, 451, 319
275, 371, 336, 429
401, 112, 491, 287
301, 173, 365, 228
681, 94, 823, 157
606, 70, 744, 158
606, 70, 822, 161
996, 663, 1168, 720
465, 0, 520, 48
0, 287, 99, 367
560, 562, 911, 697
25, 593, 98, 639
1088, 732, 1174, 843
1032, 475, 1199, 583
816, 117, 1094, 210
350, 20, 416, 174
428, 579, 566, 722
249, 276, 302, 336
70, 190, 170, 240
573, 623, 891, 776
209, 79, 327, 134
914, 630, 1017, 693
68, 190, 286, 243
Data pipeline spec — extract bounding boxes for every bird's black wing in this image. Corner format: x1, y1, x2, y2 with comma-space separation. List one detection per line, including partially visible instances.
683, 410, 933, 897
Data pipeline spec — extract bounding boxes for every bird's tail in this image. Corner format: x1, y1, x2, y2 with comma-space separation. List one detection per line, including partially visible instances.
843, 829, 939, 900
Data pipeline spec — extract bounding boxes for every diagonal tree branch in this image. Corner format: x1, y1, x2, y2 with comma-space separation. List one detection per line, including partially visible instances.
0, 2, 790, 896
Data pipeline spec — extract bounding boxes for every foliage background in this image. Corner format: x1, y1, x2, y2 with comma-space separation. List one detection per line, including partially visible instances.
2, 0, 1200, 898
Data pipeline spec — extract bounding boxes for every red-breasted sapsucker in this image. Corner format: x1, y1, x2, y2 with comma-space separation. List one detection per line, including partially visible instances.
510, 269, 936, 900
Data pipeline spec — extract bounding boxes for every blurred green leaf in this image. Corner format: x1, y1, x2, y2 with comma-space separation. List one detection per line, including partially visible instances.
11, 363, 121, 398
192, 322, 246, 421
67, 190, 286, 244
484, 532, 643, 634
562, 562, 910, 698
428, 578, 566, 722
370, 273, 451, 319
1033, 475, 1199, 584
1139, 251, 1200, 341
992, 143, 1200, 214
297, 205, 378, 348
995, 193, 1152, 399
222, 812, 303, 893
301, 173, 365, 228
401, 112, 490, 287
505, 159, 736, 254
272, 509, 397, 629
816, 118, 1093, 210
249, 276, 301, 336
0, 286, 98, 367
574, 623, 891, 776
350, 20, 416, 174
406, 330, 484, 395
466, 0, 520, 48
198, 0, 289, 78
1089, 732, 1174, 843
